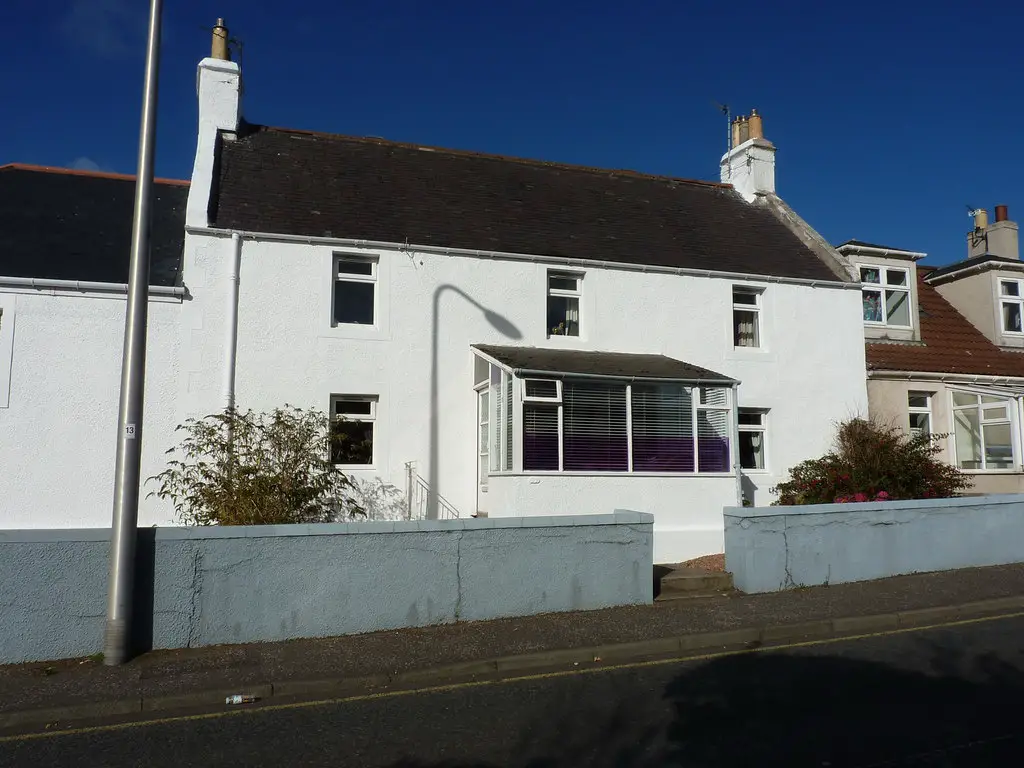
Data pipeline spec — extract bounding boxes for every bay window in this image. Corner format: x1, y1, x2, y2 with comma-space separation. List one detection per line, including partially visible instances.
951, 391, 1015, 471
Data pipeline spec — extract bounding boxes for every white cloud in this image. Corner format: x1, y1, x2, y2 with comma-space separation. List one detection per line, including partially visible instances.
70, 157, 103, 172
60, 0, 144, 59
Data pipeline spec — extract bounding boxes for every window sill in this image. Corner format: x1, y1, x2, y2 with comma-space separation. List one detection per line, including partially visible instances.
960, 468, 1021, 475
490, 471, 736, 478
320, 323, 390, 341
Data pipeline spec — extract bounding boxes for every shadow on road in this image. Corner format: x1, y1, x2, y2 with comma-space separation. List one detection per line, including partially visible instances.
386, 637, 1024, 767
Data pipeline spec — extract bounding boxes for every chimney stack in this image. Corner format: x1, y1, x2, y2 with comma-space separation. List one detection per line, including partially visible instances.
968, 205, 1018, 261
720, 109, 776, 202
186, 18, 242, 227
211, 18, 230, 61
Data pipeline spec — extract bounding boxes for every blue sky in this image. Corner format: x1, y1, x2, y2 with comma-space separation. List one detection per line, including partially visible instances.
2, 0, 1020, 265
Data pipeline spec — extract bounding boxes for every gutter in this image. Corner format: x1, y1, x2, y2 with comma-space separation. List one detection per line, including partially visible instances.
0, 276, 185, 297
512, 367, 740, 386
185, 225, 860, 292
925, 260, 1024, 285
839, 245, 927, 261
868, 369, 1024, 386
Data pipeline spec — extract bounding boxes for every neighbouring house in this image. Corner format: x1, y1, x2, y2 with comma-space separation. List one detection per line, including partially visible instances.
0, 24, 868, 561
0, 164, 187, 527
851, 205, 1024, 494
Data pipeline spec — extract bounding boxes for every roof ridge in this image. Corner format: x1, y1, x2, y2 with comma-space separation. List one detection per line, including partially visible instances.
254, 124, 733, 190
0, 163, 189, 187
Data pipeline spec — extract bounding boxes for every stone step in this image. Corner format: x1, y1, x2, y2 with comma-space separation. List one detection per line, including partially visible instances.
655, 566, 734, 601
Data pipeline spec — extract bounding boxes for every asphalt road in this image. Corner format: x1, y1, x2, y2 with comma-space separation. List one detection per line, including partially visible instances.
3, 614, 1024, 767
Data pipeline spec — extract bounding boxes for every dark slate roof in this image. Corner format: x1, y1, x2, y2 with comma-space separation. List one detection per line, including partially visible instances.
925, 253, 1024, 282
473, 345, 737, 383
866, 266, 1024, 378
0, 164, 188, 286
211, 125, 842, 282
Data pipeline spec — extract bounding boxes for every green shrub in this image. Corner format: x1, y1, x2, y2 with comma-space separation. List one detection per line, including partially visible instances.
148, 406, 366, 526
771, 418, 971, 506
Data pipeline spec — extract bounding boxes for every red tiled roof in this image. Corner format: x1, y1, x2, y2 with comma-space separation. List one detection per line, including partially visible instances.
866, 266, 1024, 378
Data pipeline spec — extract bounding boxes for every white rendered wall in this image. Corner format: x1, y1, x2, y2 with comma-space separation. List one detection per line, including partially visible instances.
0, 290, 182, 528
181, 230, 868, 530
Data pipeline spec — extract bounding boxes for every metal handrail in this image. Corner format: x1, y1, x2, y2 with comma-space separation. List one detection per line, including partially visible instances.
404, 461, 461, 519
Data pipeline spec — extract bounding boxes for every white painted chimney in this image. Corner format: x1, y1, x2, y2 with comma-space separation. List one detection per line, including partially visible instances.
720, 109, 776, 203
186, 19, 241, 228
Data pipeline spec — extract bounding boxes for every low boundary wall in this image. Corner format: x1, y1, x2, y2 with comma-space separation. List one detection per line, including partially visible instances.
724, 495, 1024, 593
0, 511, 653, 664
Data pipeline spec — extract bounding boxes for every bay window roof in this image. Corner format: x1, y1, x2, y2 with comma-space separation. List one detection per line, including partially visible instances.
472, 345, 737, 384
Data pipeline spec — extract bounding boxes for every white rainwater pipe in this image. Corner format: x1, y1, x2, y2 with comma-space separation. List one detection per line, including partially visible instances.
223, 232, 242, 410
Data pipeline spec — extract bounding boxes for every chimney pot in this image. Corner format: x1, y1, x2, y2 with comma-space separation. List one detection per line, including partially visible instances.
996, 205, 1009, 223
737, 115, 750, 144
748, 109, 763, 140
212, 18, 230, 61
974, 208, 989, 231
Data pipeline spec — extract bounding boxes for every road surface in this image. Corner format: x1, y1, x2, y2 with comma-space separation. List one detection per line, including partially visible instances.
3, 613, 1024, 767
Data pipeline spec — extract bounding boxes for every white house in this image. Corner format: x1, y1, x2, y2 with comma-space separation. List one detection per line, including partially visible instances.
0, 27, 868, 562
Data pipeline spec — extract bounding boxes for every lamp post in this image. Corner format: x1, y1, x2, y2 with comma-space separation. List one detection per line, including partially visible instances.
428, 284, 520, 519
104, 0, 163, 666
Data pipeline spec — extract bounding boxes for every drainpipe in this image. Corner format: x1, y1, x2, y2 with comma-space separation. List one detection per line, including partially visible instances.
223, 232, 242, 411
731, 383, 743, 507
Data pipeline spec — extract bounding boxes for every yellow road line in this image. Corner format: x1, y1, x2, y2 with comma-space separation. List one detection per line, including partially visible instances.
3, 609, 1022, 745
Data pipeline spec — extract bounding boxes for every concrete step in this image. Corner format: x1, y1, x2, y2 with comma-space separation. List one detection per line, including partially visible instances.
654, 566, 734, 602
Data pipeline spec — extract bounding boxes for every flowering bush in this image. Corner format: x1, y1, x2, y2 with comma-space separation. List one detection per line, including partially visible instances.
771, 418, 971, 506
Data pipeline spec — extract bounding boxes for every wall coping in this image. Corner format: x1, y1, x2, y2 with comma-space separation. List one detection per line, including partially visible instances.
0, 511, 654, 543
724, 494, 1024, 519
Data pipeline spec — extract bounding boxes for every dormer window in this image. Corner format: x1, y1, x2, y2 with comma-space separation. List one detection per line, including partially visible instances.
860, 265, 911, 328
999, 279, 1024, 334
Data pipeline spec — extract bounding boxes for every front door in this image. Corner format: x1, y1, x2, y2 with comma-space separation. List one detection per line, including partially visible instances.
477, 388, 490, 515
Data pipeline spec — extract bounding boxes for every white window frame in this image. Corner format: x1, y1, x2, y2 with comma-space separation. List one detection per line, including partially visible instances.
737, 408, 768, 472
329, 394, 378, 468
732, 286, 763, 349
907, 391, 932, 437
949, 389, 1017, 472
546, 271, 582, 338
999, 278, 1024, 335
0, 295, 14, 408
517, 377, 734, 476
522, 378, 562, 403
489, 367, 514, 472
332, 254, 378, 327
859, 263, 912, 329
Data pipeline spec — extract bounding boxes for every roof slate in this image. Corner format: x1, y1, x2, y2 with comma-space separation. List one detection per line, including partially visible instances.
211, 125, 842, 282
0, 164, 188, 287
472, 345, 736, 382
866, 266, 1024, 378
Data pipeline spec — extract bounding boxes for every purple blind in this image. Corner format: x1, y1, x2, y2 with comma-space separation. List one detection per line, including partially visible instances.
563, 381, 628, 471
631, 384, 695, 472
523, 404, 560, 470
697, 404, 731, 472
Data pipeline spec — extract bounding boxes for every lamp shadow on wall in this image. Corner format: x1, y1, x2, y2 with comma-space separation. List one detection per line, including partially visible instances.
428, 284, 522, 519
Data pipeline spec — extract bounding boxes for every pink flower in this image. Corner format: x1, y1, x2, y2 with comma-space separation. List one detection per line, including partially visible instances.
853, 492, 869, 503
875, 491, 890, 501
834, 496, 850, 504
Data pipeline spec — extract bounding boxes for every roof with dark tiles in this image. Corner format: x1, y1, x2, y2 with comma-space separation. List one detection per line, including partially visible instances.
473, 345, 736, 382
866, 265, 1024, 378
0, 164, 188, 287
211, 125, 843, 282
925, 253, 1024, 282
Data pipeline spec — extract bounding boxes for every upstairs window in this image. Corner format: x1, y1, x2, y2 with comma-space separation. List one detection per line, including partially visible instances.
1000, 279, 1024, 334
330, 395, 377, 467
547, 272, 581, 337
907, 391, 932, 436
951, 391, 1014, 471
732, 287, 762, 348
333, 256, 377, 326
860, 266, 911, 327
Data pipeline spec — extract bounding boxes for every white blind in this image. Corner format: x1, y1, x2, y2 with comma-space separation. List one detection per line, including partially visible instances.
491, 368, 502, 471
697, 392, 731, 472
563, 381, 628, 471
631, 384, 694, 472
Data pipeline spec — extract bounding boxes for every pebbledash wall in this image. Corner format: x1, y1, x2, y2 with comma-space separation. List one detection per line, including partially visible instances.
0, 512, 652, 664
724, 495, 1024, 593
180, 228, 868, 556
0, 289, 182, 528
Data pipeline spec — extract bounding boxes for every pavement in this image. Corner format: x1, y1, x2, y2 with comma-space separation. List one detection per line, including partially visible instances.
4, 611, 1024, 766
3, 562, 1024, 734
